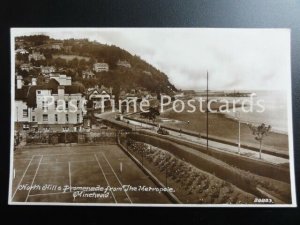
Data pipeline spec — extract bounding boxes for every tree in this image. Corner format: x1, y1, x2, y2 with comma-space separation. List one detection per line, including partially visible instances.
248, 123, 271, 159
140, 107, 160, 123
18, 69, 29, 78
112, 83, 120, 109
16, 52, 29, 62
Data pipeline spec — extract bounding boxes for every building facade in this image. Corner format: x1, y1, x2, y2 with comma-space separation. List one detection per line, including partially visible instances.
41, 66, 56, 75
93, 63, 109, 72
15, 76, 86, 132
117, 60, 131, 68
82, 70, 95, 79
87, 86, 114, 109
20, 63, 33, 72
49, 74, 72, 85
15, 48, 29, 54
28, 52, 46, 61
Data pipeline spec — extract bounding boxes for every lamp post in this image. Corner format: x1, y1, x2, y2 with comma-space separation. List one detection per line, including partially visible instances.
179, 120, 189, 137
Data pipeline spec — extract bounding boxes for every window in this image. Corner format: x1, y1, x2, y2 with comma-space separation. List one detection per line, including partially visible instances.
32, 116, 35, 122
65, 101, 68, 109
54, 101, 57, 109
43, 127, 50, 132
77, 114, 80, 123
37, 91, 41, 94
23, 124, 30, 130
42, 101, 48, 111
66, 114, 69, 123
55, 114, 58, 122
63, 127, 69, 132
77, 100, 80, 108
23, 109, 28, 118
43, 114, 48, 121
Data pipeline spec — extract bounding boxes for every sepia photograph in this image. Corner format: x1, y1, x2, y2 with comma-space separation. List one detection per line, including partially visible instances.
9, 28, 296, 206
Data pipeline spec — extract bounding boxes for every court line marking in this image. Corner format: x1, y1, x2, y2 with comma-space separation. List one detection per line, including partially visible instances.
94, 154, 117, 203
25, 155, 43, 202
40, 160, 95, 165
68, 161, 72, 190
14, 157, 35, 160
102, 152, 133, 203
11, 155, 35, 200
14, 154, 43, 159
28, 151, 118, 157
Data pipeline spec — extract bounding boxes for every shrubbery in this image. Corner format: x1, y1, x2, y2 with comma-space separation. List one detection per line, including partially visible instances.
125, 138, 255, 204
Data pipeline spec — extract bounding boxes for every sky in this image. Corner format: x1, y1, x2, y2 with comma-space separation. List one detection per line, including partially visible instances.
12, 28, 291, 90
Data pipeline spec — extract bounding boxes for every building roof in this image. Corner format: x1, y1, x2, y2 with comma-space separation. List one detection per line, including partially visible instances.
87, 86, 112, 98
15, 79, 85, 108
94, 62, 108, 66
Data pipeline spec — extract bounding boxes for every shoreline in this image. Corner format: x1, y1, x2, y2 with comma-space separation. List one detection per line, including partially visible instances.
222, 112, 288, 135
158, 109, 289, 152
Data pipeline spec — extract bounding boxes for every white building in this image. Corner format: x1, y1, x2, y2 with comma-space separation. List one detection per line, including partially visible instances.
15, 48, 29, 54
15, 76, 86, 132
82, 70, 95, 79
117, 60, 131, 68
41, 66, 56, 75
93, 63, 109, 72
34, 86, 85, 126
28, 52, 46, 61
20, 63, 33, 72
49, 74, 72, 86
87, 86, 114, 109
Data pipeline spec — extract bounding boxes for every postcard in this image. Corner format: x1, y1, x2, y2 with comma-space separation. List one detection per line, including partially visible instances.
9, 28, 296, 206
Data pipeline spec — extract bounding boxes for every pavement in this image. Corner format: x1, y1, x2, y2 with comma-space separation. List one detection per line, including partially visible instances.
94, 112, 289, 165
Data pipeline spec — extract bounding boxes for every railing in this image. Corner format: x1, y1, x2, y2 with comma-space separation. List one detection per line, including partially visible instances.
25, 130, 118, 145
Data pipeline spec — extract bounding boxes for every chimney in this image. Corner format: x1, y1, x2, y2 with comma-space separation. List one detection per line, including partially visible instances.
32, 78, 37, 86
17, 75, 23, 89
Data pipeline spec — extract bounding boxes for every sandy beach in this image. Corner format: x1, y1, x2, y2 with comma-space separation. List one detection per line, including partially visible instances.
160, 108, 288, 152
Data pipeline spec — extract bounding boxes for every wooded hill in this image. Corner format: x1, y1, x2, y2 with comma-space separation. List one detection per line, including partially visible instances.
16, 35, 177, 95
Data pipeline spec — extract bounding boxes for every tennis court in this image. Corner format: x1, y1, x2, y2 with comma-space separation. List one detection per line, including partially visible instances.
11, 144, 171, 204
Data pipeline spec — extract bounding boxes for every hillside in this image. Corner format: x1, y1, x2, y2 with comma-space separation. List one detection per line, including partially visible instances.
15, 35, 177, 95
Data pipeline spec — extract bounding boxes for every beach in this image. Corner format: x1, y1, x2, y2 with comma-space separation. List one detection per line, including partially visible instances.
160, 96, 289, 152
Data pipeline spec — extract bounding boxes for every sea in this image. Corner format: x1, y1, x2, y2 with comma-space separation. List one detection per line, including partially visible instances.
196, 90, 289, 134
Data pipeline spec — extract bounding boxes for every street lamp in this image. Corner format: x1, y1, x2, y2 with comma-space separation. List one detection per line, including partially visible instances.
235, 111, 241, 154
179, 120, 189, 137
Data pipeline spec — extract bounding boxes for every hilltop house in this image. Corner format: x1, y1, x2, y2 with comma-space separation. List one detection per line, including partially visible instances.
49, 73, 72, 86
28, 52, 46, 61
41, 66, 56, 75
15, 76, 86, 132
93, 63, 109, 72
143, 70, 152, 76
117, 60, 131, 68
15, 48, 29, 55
82, 70, 95, 79
20, 63, 33, 72
36, 42, 63, 50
